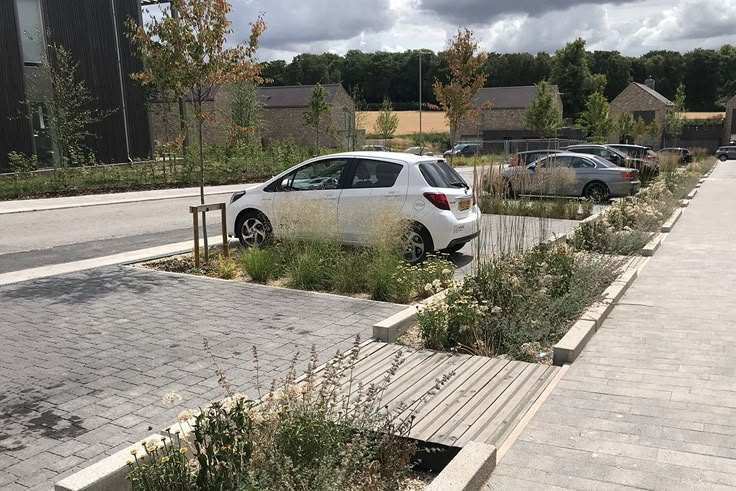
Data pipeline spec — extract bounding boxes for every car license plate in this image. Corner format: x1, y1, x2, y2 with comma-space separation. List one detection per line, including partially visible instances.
458, 198, 471, 211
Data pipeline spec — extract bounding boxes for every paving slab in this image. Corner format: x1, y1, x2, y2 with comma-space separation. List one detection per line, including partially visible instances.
0, 266, 403, 489
487, 163, 736, 490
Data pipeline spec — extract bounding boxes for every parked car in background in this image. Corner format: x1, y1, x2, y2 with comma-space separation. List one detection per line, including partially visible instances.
659, 147, 692, 165
444, 143, 481, 158
362, 144, 387, 152
716, 146, 736, 161
563, 144, 628, 167
501, 152, 640, 202
508, 149, 563, 167
227, 152, 480, 262
608, 144, 659, 176
404, 146, 434, 156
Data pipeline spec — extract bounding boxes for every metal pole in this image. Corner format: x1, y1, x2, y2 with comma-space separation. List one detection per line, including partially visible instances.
419, 52, 423, 149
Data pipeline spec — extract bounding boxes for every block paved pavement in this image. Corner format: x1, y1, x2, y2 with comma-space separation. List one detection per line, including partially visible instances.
486, 161, 736, 490
0, 265, 403, 490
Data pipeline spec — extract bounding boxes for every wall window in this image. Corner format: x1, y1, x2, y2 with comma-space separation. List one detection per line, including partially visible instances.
15, 0, 45, 65
633, 110, 655, 124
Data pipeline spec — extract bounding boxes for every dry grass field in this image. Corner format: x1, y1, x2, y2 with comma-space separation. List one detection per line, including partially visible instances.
358, 110, 449, 135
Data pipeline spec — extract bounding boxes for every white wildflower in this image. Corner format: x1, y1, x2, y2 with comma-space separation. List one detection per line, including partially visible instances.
161, 391, 182, 407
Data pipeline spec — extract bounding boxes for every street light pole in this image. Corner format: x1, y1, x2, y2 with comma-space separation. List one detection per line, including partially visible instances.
419, 51, 423, 149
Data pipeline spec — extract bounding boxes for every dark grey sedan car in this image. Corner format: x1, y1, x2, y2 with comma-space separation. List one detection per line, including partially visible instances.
501, 152, 641, 202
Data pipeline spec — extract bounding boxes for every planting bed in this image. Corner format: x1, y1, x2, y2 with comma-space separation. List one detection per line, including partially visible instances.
137, 242, 456, 305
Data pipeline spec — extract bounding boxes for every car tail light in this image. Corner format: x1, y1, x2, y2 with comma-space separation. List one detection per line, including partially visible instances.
424, 192, 450, 210
621, 171, 637, 179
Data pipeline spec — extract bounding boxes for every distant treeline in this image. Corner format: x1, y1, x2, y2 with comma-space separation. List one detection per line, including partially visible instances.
260, 43, 736, 115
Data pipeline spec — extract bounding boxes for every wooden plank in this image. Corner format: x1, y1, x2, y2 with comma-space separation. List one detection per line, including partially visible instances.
297, 339, 387, 385
335, 349, 438, 398
398, 355, 491, 427
488, 365, 560, 448
379, 352, 472, 410
310, 342, 399, 389
455, 363, 552, 446
410, 358, 511, 442
429, 361, 529, 446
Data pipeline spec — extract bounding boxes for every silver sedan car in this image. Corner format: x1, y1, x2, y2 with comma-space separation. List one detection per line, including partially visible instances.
500, 152, 641, 202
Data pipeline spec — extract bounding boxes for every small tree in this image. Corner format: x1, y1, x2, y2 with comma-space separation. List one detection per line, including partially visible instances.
373, 98, 399, 146
26, 43, 113, 167
664, 83, 687, 146
525, 81, 563, 139
231, 80, 263, 146
303, 83, 330, 147
615, 112, 635, 143
433, 28, 488, 157
577, 91, 611, 143
129, 0, 265, 259
347, 85, 367, 150
129, 0, 265, 203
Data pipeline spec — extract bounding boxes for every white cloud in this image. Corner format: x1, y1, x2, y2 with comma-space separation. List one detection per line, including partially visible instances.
144, 0, 736, 61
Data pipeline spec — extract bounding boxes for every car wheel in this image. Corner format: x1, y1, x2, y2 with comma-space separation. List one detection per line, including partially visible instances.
583, 182, 610, 203
404, 225, 433, 264
236, 211, 272, 248
441, 242, 467, 254
719, 155, 728, 161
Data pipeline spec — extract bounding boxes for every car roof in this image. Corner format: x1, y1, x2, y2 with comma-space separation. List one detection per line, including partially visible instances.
325, 151, 440, 164
518, 149, 561, 154
611, 144, 650, 149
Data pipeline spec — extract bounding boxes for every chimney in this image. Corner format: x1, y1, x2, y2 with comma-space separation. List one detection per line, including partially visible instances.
645, 77, 656, 90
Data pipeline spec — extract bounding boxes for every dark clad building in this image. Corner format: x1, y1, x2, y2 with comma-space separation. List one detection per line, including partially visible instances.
0, 0, 151, 171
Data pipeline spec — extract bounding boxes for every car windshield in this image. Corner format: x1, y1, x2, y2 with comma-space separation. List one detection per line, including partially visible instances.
419, 160, 468, 188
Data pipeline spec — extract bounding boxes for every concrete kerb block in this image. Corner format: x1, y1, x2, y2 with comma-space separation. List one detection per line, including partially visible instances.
372, 289, 448, 343
661, 208, 683, 233
426, 442, 497, 491
686, 188, 698, 200
641, 233, 665, 257
553, 319, 597, 366
55, 436, 162, 491
679, 199, 690, 208
699, 178, 706, 184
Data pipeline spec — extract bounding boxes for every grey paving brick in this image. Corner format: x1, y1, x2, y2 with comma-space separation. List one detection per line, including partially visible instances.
0, 264, 404, 489
488, 163, 736, 489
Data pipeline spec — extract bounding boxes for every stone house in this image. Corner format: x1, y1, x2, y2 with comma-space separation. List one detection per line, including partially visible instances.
457, 85, 564, 142
257, 84, 356, 148
723, 95, 736, 144
150, 83, 356, 150
609, 80, 673, 149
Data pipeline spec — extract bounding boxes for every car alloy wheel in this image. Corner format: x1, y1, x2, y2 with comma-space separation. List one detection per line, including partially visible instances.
241, 217, 268, 247
585, 183, 609, 203
404, 230, 426, 264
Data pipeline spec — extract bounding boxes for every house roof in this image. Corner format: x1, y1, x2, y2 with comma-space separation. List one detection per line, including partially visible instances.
472, 85, 559, 110
257, 84, 343, 108
632, 82, 673, 106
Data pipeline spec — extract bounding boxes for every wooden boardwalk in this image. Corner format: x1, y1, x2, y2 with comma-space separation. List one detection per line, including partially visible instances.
314, 341, 560, 449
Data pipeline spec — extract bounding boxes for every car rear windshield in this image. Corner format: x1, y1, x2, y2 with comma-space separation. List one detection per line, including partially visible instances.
419, 161, 468, 188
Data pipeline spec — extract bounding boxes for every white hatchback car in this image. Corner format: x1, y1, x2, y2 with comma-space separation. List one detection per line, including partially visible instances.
226, 152, 480, 262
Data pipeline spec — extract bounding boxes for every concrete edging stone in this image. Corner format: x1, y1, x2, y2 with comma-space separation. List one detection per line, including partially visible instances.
426, 442, 497, 491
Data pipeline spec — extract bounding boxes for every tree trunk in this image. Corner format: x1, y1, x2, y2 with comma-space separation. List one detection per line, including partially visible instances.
196, 96, 208, 263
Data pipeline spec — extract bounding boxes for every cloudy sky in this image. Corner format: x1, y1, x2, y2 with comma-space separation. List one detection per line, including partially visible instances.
144, 0, 736, 61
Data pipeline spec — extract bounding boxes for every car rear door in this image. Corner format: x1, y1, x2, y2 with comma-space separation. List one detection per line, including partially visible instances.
337, 158, 408, 245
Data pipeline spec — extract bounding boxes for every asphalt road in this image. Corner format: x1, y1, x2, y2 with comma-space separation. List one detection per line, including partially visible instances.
0, 192, 233, 273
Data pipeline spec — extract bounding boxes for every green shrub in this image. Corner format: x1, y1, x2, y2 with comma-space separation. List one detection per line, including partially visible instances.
367, 253, 413, 303
285, 241, 339, 291
215, 255, 239, 279
240, 247, 281, 283
416, 244, 622, 359
7, 152, 37, 176
330, 249, 369, 293
128, 342, 418, 491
